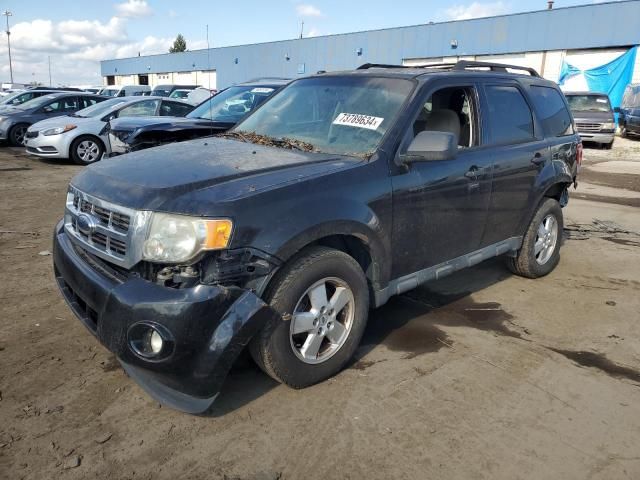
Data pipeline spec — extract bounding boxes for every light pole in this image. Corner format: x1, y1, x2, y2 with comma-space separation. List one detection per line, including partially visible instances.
3, 10, 13, 83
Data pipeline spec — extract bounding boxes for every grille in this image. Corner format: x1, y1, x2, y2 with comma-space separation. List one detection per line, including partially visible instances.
576, 123, 603, 133
65, 187, 144, 269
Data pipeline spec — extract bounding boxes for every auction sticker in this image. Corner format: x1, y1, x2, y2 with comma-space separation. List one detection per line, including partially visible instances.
332, 113, 384, 130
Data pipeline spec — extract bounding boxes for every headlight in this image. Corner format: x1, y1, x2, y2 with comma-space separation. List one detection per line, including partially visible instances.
42, 125, 77, 136
602, 122, 616, 130
142, 213, 233, 263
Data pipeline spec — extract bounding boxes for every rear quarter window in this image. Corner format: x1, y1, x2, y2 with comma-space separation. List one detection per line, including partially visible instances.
529, 86, 574, 137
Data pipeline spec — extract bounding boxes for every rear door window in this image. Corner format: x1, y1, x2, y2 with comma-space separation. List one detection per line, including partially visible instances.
529, 86, 574, 137
118, 100, 160, 117
160, 100, 193, 117
484, 85, 534, 145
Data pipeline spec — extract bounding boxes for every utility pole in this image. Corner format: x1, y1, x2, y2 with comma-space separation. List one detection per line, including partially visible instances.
48, 56, 52, 86
3, 10, 13, 83
300, 20, 304, 39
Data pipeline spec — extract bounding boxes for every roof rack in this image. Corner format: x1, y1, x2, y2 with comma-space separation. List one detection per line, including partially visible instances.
357, 60, 541, 77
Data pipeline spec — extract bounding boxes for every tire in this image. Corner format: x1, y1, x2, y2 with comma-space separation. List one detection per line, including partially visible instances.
507, 197, 563, 279
9, 123, 29, 146
250, 246, 369, 388
70, 135, 104, 165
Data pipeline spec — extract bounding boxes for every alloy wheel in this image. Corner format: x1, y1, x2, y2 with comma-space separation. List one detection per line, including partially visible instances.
77, 140, 101, 163
289, 277, 355, 364
534, 214, 558, 265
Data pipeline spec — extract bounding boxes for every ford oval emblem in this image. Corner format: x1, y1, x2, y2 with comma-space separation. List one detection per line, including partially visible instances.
77, 213, 98, 235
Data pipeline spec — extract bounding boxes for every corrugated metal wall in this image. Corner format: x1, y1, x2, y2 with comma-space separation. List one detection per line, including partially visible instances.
101, 1, 640, 89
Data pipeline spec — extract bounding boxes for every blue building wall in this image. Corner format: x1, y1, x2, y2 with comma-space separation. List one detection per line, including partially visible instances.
101, 1, 640, 89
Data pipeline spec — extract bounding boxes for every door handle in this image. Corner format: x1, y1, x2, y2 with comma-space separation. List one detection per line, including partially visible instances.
531, 152, 546, 165
464, 167, 478, 179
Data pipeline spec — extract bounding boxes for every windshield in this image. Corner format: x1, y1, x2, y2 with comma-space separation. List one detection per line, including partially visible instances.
187, 85, 276, 123
74, 98, 128, 118
566, 95, 612, 112
234, 77, 414, 157
100, 88, 120, 97
16, 94, 60, 110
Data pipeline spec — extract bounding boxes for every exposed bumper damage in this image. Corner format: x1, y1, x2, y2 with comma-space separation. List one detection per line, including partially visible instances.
52, 221, 280, 414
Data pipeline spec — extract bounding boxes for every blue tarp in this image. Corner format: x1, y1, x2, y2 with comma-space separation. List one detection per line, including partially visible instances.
559, 47, 638, 109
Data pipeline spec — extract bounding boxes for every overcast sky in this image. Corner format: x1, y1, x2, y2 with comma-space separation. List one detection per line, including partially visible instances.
0, 0, 620, 86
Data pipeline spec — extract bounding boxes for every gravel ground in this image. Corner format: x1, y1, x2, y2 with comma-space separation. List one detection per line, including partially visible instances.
1, 139, 639, 480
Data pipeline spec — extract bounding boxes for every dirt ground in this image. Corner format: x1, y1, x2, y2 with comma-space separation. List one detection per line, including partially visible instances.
1, 138, 640, 480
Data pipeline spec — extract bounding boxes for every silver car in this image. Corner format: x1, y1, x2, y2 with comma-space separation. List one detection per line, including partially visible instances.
24, 97, 194, 165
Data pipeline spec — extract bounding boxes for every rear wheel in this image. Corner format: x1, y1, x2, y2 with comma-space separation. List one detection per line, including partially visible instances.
70, 135, 104, 165
250, 246, 369, 388
9, 123, 29, 146
507, 198, 563, 278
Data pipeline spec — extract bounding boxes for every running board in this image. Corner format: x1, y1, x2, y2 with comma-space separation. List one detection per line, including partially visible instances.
374, 237, 522, 307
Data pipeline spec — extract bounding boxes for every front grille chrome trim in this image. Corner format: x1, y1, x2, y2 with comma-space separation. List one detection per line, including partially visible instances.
64, 186, 151, 269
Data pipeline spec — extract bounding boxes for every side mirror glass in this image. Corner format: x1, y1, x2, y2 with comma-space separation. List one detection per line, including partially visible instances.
401, 131, 458, 163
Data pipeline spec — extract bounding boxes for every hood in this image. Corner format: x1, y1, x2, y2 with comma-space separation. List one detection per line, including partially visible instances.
109, 116, 217, 131
0, 105, 25, 116
571, 110, 614, 123
71, 137, 360, 212
29, 115, 95, 131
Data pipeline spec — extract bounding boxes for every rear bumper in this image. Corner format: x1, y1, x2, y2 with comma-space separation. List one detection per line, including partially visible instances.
52, 220, 279, 413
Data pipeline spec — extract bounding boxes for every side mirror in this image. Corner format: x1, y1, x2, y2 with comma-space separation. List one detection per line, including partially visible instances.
401, 131, 458, 163
43, 106, 53, 113
613, 107, 622, 114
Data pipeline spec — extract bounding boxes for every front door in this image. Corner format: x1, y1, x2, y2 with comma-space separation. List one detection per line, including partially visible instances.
390, 82, 493, 279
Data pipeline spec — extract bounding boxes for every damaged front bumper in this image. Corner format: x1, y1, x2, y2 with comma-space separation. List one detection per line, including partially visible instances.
52, 221, 279, 414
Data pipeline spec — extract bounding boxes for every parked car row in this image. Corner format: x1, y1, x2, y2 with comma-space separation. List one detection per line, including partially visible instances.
0, 80, 286, 165
24, 96, 196, 164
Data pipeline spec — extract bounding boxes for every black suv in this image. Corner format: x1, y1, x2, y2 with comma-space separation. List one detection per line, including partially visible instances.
53, 61, 581, 413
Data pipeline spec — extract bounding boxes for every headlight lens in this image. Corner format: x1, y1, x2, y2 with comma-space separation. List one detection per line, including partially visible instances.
142, 213, 233, 263
602, 122, 616, 130
43, 125, 77, 136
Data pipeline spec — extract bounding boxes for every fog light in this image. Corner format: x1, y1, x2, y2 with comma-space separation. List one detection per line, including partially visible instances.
127, 322, 174, 360
149, 330, 163, 354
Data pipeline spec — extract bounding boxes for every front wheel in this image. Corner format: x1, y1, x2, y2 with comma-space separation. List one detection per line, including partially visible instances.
507, 197, 563, 278
250, 246, 369, 388
70, 135, 104, 165
9, 123, 29, 146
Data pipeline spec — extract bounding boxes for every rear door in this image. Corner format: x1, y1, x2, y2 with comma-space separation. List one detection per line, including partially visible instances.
477, 81, 549, 246
527, 84, 579, 192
